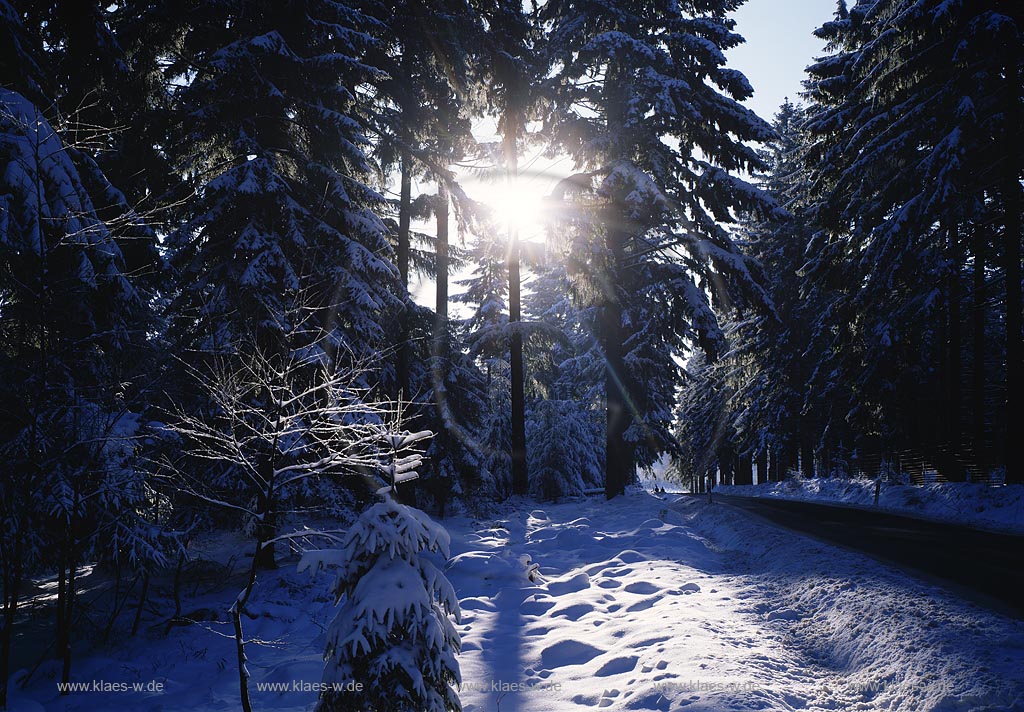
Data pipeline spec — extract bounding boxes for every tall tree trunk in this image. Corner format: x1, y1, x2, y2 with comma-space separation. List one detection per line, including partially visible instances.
434, 183, 449, 353
1004, 63, 1022, 484
396, 151, 412, 398
717, 449, 734, 487
946, 223, 964, 480
505, 116, 528, 496
62, 556, 76, 688
601, 59, 634, 500
737, 454, 753, 486
800, 424, 815, 478
232, 544, 262, 712
0, 554, 21, 709
770, 445, 784, 481
55, 529, 78, 694
253, 487, 277, 570
972, 225, 987, 476
756, 449, 768, 485
603, 221, 631, 499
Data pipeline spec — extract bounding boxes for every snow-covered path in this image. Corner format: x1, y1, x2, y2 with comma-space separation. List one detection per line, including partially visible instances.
446, 492, 1024, 712
9, 491, 1023, 711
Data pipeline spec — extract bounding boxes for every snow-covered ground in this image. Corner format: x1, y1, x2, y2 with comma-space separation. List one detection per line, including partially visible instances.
715, 479, 1024, 534
9, 491, 1024, 711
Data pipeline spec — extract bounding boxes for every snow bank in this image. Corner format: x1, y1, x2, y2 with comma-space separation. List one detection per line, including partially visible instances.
678, 493, 1024, 711
716, 478, 1024, 534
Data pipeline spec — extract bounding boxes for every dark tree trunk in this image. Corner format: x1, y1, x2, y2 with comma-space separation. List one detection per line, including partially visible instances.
717, 447, 735, 487
946, 223, 964, 480
1004, 63, 1022, 484
770, 445, 784, 481
62, 557, 76, 687
55, 537, 77, 694
603, 220, 632, 499
736, 454, 753, 486
0, 560, 20, 709
434, 183, 449, 350
601, 61, 634, 500
434, 186, 446, 333
132, 570, 150, 636
972, 225, 987, 475
232, 544, 262, 712
506, 120, 528, 496
800, 427, 815, 478
253, 488, 277, 570
756, 449, 768, 484
603, 295, 630, 498
396, 151, 412, 397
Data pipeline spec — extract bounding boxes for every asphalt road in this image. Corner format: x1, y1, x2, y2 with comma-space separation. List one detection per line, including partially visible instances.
697, 493, 1024, 618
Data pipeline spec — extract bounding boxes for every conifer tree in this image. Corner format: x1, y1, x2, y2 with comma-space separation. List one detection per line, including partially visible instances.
0, 87, 166, 698
540, 0, 776, 497
802, 0, 1022, 480
306, 431, 462, 712
166, 0, 398, 358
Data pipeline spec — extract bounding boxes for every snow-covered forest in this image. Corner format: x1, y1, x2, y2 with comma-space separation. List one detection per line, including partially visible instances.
1, 0, 1022, 710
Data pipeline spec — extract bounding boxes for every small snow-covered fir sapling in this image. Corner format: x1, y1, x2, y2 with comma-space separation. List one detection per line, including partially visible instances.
301, 428, 462, 712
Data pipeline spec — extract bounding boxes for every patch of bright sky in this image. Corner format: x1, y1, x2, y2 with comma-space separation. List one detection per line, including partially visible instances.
728, 0, 836, 124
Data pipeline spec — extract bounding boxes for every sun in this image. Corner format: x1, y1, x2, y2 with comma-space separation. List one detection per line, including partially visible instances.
492, 182, 544, 230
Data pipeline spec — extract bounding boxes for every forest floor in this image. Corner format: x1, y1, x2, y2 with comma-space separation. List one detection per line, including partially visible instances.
8, 490, 1024, 711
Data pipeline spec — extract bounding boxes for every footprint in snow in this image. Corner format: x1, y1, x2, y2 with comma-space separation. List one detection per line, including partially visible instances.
550, 602, 595, 621
547, 572, 590, 595
520, 599, 556, 616
540, 639, 604, 669
594, 656, 638, 677
626, 597, 657, 613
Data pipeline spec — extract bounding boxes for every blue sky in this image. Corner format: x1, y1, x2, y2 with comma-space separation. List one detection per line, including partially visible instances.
727, 0, 838, 123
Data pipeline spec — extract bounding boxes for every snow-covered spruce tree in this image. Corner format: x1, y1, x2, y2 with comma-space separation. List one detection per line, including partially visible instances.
166, 0, 398, 361
527, 398, 601, 500
419, 317, 491, 516
524, 254, 606, 496
539, 0, 777, 498
0, 0, 44, 104
9, 0, 166, 285
673, 351, 733, 490
88, 0, 192, 242
454, 227, 514, 499
0, 87, 170, 699
686, 99, 819, 483
304, 430, 462, 712
801, 0, 1022, 480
